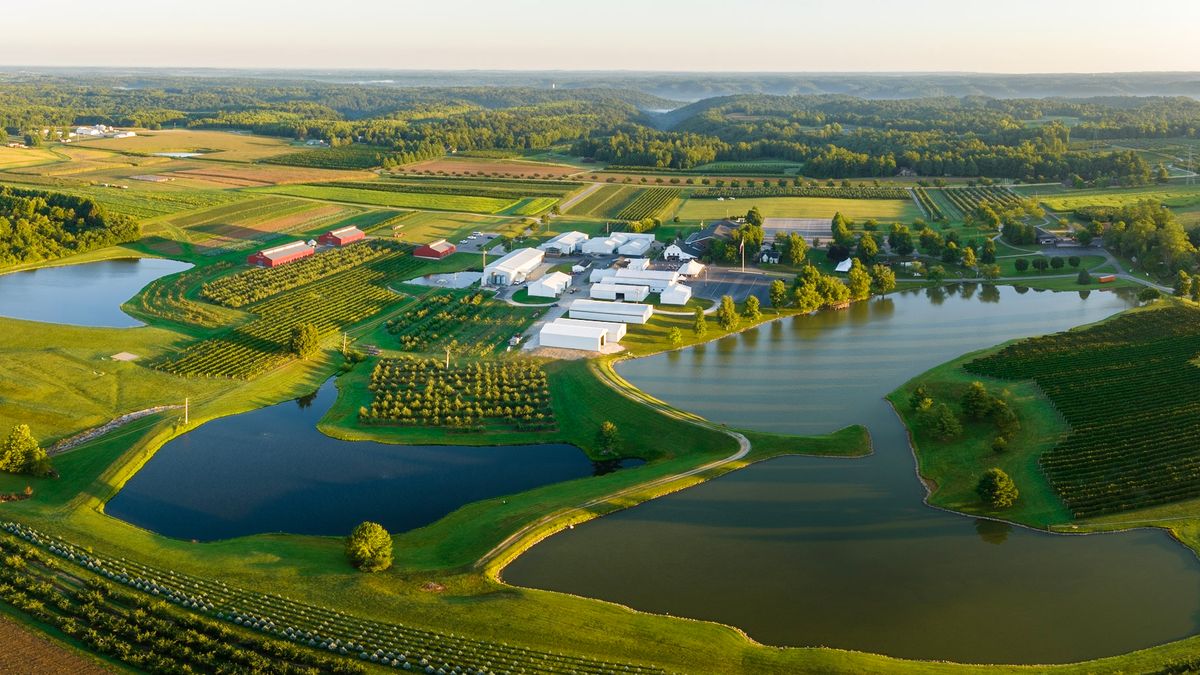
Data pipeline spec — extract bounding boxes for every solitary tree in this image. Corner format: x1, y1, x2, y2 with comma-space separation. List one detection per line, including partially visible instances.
1077, 269, 1092, 285
870, 264, 896, 295
692, 306, 707, 337
785, 232, 808, 265
667, 327, 682, 347
746, 206, 764, 228
716, 295, 738, 331
345, 521, 393, 572
596, 420, 620, 455
768, 279, 788, 312
289, 323, 321, 359
976, 468, 1019, 508
0, 425, 50, 476
742, 295, 762, 322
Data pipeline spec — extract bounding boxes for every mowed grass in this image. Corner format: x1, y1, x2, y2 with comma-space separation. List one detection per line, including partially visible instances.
0, 146, 60, 169
1029, 183, 1200, 211
72, 129, 296, 162
0, 317, 235, 444
677, 196, 921, 222
253, 184, 518, 214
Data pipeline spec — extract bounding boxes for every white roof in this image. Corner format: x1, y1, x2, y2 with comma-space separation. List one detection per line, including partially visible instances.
593, 282, 650, 293
618, 239, 653, 255
679, 260, 705, 275
570, 299, 653, 316
540, 271, 571, 284
835, 258, 853, 273
540, 231, 588, 249
329, 225, 363, 237
613, 268, 679, 282
540, 321, 608, 339
661, 283, 693, 300
259, 241, 312, 259
553, 317, 627, 340
485, 247, 544, 274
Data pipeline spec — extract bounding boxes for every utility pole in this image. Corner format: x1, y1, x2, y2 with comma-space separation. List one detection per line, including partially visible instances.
342, 332, 348, 355
184, 397, 189, 426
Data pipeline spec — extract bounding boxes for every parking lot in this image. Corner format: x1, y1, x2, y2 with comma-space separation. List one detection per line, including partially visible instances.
454, 232, 502, 254
690, 267, 775, 303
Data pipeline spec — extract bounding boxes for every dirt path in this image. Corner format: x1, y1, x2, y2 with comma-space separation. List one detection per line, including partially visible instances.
0, 615, 114, 674
557, 181, 604, 212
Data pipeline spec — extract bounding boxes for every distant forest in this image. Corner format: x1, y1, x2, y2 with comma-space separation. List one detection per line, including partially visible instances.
2, 72, 1198, 183
0, 187, 139, 266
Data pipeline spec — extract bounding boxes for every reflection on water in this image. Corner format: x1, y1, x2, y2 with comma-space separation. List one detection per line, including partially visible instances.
505, 287, 1200, 664
0, 258, 192, 327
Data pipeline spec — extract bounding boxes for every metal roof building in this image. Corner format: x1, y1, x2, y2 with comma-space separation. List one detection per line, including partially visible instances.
318, 226, 365, 247
539, 320, 609, 352
246, 241, 315, 267
568, 298, 654, 324
527, 271, 572, 298
591, 282, 650, 302
484, 247, 545, 286
538, 231, 589, 255
553, 317, 627, 341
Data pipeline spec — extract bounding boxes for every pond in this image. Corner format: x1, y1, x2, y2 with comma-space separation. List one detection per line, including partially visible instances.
106, 379, 601, 541
0, 258, 191, 328
504, 285, 1200, 665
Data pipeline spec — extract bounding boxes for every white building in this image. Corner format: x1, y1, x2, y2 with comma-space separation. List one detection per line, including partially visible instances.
612, 268, 681, 293
664, 243, 696, 261
834, 258, 853, 273
660, 283, 693, 306
618, 237, 654, 257
484, 248, 545, 286
553, 317, 627, 341
591, 282, 650, 302
678, 259, 705, 277
539, 321, 609, 352
582, 236, 623, 256
538, 231, 588, 255
582, 232, 654, 256
626, 257, 651, 271
589, 267, 617, 283
569, 299, 654, 324
527, 271, 572, 298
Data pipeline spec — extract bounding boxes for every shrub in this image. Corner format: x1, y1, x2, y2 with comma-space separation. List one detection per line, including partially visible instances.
345, 522, 393, 572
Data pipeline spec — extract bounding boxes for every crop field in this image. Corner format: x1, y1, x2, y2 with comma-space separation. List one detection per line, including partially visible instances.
693, 185, 910, 200
616, 187, 681, 221
362, 357, 556, 432
913, 186, 944, 220
253, 184, 519, 214
1034, 184, 1200, 212
147, 196, 356, 254
676, 195, 920, 222
263, 144, 396, 170
52, 185, 246, 219
155, 247, 422, 378
0, 613, 110, 675
504, 196, 559, 215
938, 185, 1021, 217
401, 156, 583, 178
201, 241, 393, 307
966, 305, 1200, 519
383, 290, 541, 356
387, 210, 518, 243
0, 145, 60, 169
689, 160, 805, 175
345, 177, 578, 199
124, 263, 242, 328
163, 163, 374, 187
566, 184, 644, 218
73, 129, 295, 162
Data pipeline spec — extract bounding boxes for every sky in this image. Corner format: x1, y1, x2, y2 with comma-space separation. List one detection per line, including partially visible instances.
4, 0, 1199, 73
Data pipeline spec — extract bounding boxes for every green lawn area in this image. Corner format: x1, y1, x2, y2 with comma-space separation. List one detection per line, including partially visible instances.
676, 196, 921, 222
1037, 183, 1200, 211
995, 254, 1104, 277
387, 210, 523, 244
253, 184, 519, 214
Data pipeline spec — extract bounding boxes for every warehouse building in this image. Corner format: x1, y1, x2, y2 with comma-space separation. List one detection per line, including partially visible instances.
527, 271, 572, 298
617, 237, 654, 257
581, 232, 655, 256
538, 231, 588, 255
414, 239, 457, 259
246, 241, 315, 267
660, 283, 693, 306
612, 268, 681, 293
591, 282, 650, 302
318, 225, 365, 247
569, 298, 654, 324
553, 317, 627, 341
538, 320, 610, 352
484, 248, 545, 286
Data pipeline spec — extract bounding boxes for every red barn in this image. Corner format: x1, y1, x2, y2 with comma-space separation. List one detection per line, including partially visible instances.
318, 226, 365, 247
413, 239, 457, 259
247, 241, 315, 267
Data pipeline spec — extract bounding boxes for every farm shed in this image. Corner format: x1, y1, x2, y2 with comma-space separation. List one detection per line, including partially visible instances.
318, 225, 366, 247
589, 267, 617, 283
484, 247, 545, 286
553, 317, 627, 341
569, 299, 654, 324
625, 257, 651, 271
663, 243, 696, 261
414, 239, 457, 259
678, 259, 705, 277
591, 282, 650, 302
246, 241, 314, 267
527, 271, 572, 298
618, 237, 654, 257
539, 320, 608, 352
612, 268, 681, 293
834, 258, 853, 273
582, 236, 623, 256
538, 231, 588, 255
660, 283, 693, 306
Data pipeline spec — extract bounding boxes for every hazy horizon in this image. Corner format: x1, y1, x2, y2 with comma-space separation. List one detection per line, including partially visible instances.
6, 0, 1198, 73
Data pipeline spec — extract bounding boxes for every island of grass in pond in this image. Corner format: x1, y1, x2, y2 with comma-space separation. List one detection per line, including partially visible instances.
0, 258, 192, 328
105, 378, 605, 541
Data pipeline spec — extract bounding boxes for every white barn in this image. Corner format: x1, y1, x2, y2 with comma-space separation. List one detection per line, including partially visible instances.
569, 299, 654, 324
484, 248, 545, 286
591, 283, 650, 302
612, 268, 681, 293
527, 271, 572, 298
553, 317, 627, 341
663, 243, 696, 261
539, 321, 609, 352
660, 283, 693, 306
538, 231, 588, 255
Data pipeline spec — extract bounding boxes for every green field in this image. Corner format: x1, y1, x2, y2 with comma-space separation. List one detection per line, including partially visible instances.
1032, 183, 1200, 211
254, 184, 519, 213
676, 195, 921, 222
565, 184, 644, 218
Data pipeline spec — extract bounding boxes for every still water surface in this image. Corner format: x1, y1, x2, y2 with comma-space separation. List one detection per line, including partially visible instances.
107, 380, 599, 541
0, 258, 191, 327
504, 286, 1200, 664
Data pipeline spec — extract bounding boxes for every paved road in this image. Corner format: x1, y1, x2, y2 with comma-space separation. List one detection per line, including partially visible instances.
557, 182, 604, 212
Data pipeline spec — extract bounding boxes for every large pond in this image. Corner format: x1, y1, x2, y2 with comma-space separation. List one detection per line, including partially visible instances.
0, 258, 191, 328
504, 285, 1200, 664
107, 379, 600, 541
